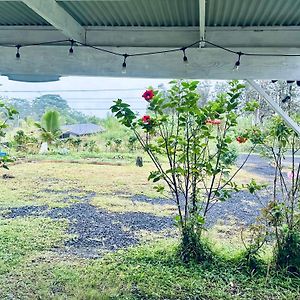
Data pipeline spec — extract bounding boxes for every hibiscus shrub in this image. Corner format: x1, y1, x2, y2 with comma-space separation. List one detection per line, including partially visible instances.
111, 80, 259, 262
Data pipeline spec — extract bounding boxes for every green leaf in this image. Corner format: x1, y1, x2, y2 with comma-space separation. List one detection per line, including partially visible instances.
154, 185, 165, 193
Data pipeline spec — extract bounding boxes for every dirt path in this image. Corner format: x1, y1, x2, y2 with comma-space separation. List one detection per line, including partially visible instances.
238, 153, 300, 178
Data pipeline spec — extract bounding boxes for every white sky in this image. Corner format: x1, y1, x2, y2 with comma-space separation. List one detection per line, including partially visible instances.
0, 76, 171, 118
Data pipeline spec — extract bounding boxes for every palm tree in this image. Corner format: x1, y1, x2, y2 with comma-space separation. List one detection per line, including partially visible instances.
35, 110, 61, 148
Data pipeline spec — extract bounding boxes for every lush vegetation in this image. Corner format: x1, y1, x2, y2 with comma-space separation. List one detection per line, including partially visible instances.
0, 80, 300, 299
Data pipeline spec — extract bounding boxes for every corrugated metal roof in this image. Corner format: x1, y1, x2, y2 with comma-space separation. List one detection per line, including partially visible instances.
57, 0, 300, 27
1, 0, 300, 27
0, 2, 49, 26
61, 123, 104, 136
57, 0, 199, 26
206, 0, 300, 27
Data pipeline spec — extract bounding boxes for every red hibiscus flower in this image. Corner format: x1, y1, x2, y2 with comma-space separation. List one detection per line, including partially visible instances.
206, 119, 221, 125
141, 115, 151, 124
236, 136, 247, 143
142, 90, 154, 101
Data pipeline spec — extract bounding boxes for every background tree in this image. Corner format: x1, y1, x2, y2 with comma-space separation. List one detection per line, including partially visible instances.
29, 94, 101, 124
32, 95, 69, 119
6, 98, 32, 122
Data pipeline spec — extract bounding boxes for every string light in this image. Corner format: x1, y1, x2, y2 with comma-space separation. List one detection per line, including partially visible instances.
122, 54, 128, 74
181, 47, 188, 64
272, 80, 300, 87
15, 45, 21, 60
3, 38, 300, 73
234, 52, 243, 70
287, 80, 295, 85
69, 40, 74, 55
282, 95, 291, 103
282, 81, 293, 103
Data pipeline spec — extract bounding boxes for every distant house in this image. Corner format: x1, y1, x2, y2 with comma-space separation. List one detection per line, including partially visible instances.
60, 123, 104, 139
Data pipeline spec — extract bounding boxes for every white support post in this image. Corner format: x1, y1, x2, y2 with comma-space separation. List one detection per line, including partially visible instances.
247, 80, 300, 135
22, 0, 86, 43
199, 0, 205, 47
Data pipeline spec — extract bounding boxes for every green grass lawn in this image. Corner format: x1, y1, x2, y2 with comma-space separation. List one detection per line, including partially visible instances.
0, 161, 299, 299
0, 236, 299, 300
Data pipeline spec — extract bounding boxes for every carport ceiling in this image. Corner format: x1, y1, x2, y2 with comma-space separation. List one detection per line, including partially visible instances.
0, 0, 300, 81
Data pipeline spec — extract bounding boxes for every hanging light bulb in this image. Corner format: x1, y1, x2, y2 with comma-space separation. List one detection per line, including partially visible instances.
282, 95, 291, 103
287, 80, 295, 85
122, 54, 128, 74
181, 47, 188, 64
69, 40, 75, 55
233, 52, 243, 70
16, 45, 21, 60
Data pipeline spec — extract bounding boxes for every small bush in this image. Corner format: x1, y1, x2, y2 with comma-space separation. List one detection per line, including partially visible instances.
276, 230, 300, 275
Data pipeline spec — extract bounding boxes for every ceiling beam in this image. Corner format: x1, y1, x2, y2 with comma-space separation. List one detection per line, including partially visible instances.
1, 46, 300, 80
1, 26, 300, 48
21, 0, 86, 43
199, 0, 206, 47
0, 0, 129, 1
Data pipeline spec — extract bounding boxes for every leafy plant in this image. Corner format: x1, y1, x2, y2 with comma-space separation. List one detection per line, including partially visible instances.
113, 138, 122, 152
111, 80, 258, 262
35, 110, 61, 148
0, 100, 18, 169
105, 139, 112, 151
67, 137, 82, 152
83, 140, 97, 152
128, 135, 138, 152
13, 130, 38, 152
252, 116, 300, 274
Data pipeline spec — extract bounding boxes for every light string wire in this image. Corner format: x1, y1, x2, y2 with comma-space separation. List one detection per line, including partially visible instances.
2, 38, 300, 69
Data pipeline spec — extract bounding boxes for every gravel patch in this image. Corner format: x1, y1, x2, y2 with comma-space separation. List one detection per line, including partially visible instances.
47, 203, 173, 258
2, 190, 268, 257
5, 205, 48, 218
2, 192, 173, 258
206, 190, 269, 227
